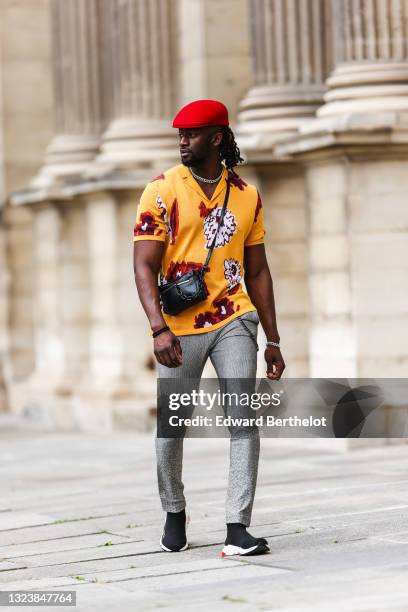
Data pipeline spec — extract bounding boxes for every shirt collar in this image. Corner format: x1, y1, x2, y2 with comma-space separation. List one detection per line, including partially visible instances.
179, 164, 228, 203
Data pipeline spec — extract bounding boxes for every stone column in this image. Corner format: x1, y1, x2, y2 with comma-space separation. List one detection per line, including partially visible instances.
59, 201, 90, 390
4, 206, 35, 384
97, 0, 178, 169
305, 163, 357, 378
237, 0, 330, 155
273, 0, 408, 390
14, 198, 93, 431
318, 0, 408, 117
0, 211, 7, 412
31, 203, 65, 385
85, 193, 121, 385
72, 189, 158, 432
73, 191, 126, 431
33, 0, 103, 186
178, 0, 251, 119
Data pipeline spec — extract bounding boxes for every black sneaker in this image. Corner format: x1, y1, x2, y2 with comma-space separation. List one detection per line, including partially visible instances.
221, 541, 269, 556
221, 523, 270, 557
257, 537, 270, 549
160, 510, 189, 552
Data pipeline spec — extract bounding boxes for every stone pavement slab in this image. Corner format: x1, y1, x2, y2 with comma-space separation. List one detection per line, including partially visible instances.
1, 423, 408, 610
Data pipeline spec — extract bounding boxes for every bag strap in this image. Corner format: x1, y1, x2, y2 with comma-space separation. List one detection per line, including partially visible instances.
203, 176, 231, 270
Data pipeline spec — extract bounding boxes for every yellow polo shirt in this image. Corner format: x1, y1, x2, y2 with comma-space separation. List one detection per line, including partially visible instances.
133, 164, 265, 336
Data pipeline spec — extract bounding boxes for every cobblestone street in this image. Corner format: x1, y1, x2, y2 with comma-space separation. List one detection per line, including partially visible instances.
1, 418, 408, 611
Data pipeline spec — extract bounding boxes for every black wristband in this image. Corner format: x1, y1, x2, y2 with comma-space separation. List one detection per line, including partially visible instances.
152, 325, 170, 338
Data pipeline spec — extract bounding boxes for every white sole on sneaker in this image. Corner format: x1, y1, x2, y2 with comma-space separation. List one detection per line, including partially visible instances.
221, 543, 267, 557
159, 512, 190, 552
160, 536, 189, 552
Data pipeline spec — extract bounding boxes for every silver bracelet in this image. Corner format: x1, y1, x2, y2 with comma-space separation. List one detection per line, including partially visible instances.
266, 340, 280, 348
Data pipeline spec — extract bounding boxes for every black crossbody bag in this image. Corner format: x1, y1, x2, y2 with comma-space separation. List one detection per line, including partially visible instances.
159, 178, 231, 316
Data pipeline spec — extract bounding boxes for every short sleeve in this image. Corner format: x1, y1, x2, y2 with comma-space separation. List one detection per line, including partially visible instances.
244, 190, 266, 247
133, 181, 166, 242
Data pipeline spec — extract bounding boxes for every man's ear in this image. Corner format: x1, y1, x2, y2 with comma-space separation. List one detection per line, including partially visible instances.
211, 129, 223, 148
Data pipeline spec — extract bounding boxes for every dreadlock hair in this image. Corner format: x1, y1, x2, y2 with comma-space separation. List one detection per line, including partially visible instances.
218, 126, 244, 170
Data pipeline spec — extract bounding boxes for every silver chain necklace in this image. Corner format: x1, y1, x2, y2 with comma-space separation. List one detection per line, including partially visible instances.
189, 167, 223, 184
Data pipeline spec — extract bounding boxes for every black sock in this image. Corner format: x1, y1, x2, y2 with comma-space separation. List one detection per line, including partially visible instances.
162, 509, 186, 551
226, 523, 261, 548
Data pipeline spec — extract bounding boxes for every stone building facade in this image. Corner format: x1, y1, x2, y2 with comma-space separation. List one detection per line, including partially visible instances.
0, 0, 407, 437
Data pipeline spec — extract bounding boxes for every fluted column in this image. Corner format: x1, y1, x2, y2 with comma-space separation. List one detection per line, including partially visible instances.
237, 0, 330, 153
33, 0, 103, 186
318, 0, 408, 116
97, 0, 178, 169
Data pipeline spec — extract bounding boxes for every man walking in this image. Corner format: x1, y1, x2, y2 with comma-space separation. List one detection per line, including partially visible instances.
133, 99, 285, 556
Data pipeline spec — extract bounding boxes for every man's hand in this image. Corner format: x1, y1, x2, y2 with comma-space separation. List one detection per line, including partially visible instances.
265, 346, 285, 380
154, 331, 183, 368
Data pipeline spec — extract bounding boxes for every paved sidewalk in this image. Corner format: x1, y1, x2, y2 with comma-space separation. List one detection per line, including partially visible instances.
1, 419, 408, 611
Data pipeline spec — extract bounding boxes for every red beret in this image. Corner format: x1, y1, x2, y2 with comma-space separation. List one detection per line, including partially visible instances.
173, 99, 229, 128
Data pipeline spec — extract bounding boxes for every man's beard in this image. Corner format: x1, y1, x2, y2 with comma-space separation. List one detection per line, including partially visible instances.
180, 151, 206, 166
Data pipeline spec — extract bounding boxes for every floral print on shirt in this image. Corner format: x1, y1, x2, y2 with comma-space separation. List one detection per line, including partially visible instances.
157, 196, 179, 245
224, 258, 242, 290
134, 164, 265, 335
254, 191, 262, 223
133, 211, 159, 236
198, 201, 216, 218
203, 207, 237, 248
165, 260, 208, 282
194, 296, 235, 329
150, 173, 165, 183
228, 169, 248, 191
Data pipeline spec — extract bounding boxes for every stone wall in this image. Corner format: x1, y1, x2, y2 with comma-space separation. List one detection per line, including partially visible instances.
0, 0, 53, 411
1, 0, 407, 442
